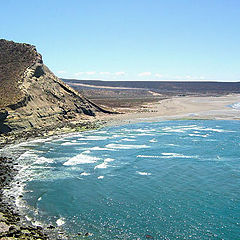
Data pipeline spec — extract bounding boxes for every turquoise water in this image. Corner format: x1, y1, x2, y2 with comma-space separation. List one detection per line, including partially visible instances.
5, 120, 240, 239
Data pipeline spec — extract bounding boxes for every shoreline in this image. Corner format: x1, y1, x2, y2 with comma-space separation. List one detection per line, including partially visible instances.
0, 94, 240, 239
0, 120, 106, 239
0, 156, 50, 239
98, 94, 240, 127
1, 94, 240, 147
0, 119, 107, 148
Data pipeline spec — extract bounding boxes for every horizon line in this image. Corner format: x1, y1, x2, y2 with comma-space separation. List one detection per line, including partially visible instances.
61, 78, 240, 83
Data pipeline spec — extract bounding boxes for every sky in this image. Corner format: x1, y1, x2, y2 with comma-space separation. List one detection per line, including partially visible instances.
1, 0, 240, 81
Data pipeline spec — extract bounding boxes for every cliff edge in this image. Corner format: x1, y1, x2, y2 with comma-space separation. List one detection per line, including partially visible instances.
0, 39, 109, 137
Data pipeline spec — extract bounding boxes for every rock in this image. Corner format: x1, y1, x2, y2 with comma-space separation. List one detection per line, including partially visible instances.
0, 39, 111, 138
0, 222, 10, 233
7, 226, 15, 231
47, 225, 55, 229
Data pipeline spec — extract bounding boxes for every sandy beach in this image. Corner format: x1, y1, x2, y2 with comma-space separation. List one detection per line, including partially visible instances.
99, 94, 240, 125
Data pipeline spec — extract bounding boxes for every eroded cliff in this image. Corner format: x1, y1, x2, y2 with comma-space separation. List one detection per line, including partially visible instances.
0, 39, 109, 137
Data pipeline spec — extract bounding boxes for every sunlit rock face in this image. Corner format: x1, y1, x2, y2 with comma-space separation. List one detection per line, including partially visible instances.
0, 39, 106, 134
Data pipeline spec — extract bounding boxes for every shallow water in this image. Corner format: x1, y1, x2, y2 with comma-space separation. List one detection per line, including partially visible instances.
2, 120, 240, 239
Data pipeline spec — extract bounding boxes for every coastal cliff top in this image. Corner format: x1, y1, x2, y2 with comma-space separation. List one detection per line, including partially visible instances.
0, 39, 42, 108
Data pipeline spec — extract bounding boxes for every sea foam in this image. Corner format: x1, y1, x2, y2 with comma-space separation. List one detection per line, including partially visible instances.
78, 136, 110, 141
63, 152, 100, 166
120, 138, 136, 142
137, 155, 163, 158
61, 142, 87, 146
106, 144, 149, 149
35, 156, 54, 164
94, 162, 108, 169
80, 172, 91, 176
161, 153, 196, 158
136, 171, 152, 176
56, 218, 65, 226
94, 158, 115, 169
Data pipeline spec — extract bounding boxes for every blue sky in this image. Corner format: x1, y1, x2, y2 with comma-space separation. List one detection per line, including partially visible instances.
1, 0, 240, 81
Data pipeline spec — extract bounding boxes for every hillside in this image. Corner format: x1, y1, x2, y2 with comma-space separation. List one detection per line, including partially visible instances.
0, 40, 109, 137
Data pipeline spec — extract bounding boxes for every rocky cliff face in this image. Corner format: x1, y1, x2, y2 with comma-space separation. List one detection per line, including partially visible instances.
0, 39, 108, 135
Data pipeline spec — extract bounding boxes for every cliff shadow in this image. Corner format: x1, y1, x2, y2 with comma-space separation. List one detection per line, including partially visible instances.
0, 111, 11, 134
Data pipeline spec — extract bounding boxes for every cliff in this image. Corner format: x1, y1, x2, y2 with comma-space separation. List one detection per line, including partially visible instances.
0, 39, 109, 137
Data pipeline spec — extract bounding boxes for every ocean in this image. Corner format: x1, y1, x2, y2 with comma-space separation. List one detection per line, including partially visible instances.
2, 120, 240, 239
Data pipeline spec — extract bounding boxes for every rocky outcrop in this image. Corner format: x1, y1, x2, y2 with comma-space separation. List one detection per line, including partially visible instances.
0, 39, 110, 135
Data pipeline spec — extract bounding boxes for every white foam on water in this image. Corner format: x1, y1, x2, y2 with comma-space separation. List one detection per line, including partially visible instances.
18, 150, 37, 160
188, 134, 209, 138
27, 137, 54, 144
78, 136, 110, 141
122, 129, 135, 132
98, 176, 104, 179
121, 138, 136, 142
61, 142, 87, 146
63, 152, 100, 166
32, 221, 42, 227
90, 146, 113, 151
56, 218, 65, 226
95, 162, 107, 169
82, 150, 91, 154
126, 135, 136, 138
135, 128, 156, 133
138, 153, 195, 159
202, 128, 232, 133
136, 171, 152, 176
134, 133, 154, 136
2, 160, 32, 208
137, 155, 162, 158
35, 157, 54, 164
162, 125, 231, 133
80, 172, 91, 176
104, 158, 115, 162
94, 158, 115, 169
31, 166, 52, 170
112, 134, 123, 138
106, 144, 149, 150
5, 183, 25, 208
164, 126, 200, 132
162, 127, 186, 133
161, 153, 196, 158
96, 130, 107, 134
25, 215, 32, 221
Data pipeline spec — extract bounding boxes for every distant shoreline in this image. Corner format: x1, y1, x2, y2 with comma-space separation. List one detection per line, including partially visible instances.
98, 94, 240, 126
